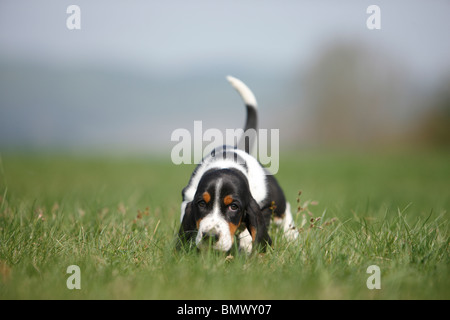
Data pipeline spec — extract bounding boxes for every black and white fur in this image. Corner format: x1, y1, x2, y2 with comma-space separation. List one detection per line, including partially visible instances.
177, 76, 298, 253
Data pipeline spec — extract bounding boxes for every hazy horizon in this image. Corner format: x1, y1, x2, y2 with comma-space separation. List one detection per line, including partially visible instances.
1, 1, 449, 154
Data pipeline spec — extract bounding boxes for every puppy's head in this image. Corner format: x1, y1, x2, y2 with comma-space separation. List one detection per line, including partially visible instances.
194, 168, 249, 251
180, 168, 269, 252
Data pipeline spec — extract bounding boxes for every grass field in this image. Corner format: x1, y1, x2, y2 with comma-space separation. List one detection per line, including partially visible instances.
0, 150, 449, 299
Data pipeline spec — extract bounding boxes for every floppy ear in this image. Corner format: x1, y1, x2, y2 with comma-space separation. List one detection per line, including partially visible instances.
243, 197, 272, 251
177, 202, 196, 249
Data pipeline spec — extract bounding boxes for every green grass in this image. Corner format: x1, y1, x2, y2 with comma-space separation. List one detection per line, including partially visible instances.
0, 150, 449, 299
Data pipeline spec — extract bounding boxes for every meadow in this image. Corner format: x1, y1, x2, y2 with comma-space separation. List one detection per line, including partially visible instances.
0, 150, 448, 299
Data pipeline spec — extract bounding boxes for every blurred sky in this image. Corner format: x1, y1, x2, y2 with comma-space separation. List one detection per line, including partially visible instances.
0, 0, 449, 154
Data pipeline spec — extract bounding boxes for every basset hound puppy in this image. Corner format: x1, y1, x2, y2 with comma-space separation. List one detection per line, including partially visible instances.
177, 76, 298, 253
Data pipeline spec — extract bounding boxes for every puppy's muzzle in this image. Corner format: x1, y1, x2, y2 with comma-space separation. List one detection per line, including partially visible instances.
196, 218, 233, 251
201, 230, 220, 245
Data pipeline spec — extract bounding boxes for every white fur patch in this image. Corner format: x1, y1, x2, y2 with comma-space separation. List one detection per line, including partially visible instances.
280, 202, 299, 241
232, 149, 267, 205
238, 229, 253, 254
226, 75, 257, 108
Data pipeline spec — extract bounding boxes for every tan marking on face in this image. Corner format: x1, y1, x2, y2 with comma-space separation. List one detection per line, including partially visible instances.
224, 195, 233, 206
228, 222, 239, 237
228, 219, 242, 244
250, 226, 257, 242
196, 218, 203, 230
202, 192, 211, 203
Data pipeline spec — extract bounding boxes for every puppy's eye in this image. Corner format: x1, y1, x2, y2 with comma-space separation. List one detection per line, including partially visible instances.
198, 200, 206, 208
228, 204, 239, 211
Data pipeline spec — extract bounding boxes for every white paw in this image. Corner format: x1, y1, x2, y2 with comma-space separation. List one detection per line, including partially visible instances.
284, 226, 299, 241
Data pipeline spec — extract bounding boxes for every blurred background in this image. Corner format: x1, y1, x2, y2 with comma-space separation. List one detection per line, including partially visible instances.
0, 0, 449, 156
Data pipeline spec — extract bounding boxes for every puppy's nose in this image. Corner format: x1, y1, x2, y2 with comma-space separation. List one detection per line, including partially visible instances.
202, 231, 220, 244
